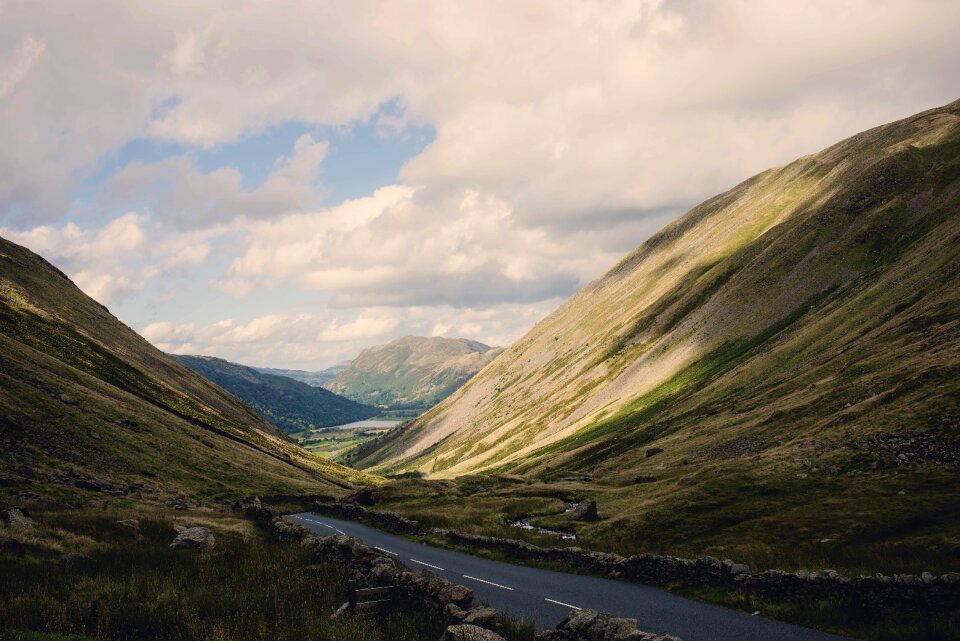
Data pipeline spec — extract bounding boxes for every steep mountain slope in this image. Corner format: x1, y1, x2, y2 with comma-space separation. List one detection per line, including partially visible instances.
174, 355, 377, 433
254, 364, 348, 387
0, 236, 376, 507
353, 102, 960, 562
325, 336, 504, 411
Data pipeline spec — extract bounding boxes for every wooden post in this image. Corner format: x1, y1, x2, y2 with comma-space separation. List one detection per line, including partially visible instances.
347, 579, 357, 614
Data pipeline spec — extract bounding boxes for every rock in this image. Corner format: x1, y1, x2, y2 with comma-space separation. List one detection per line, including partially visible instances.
3, 508, 35, 532
440, 624, 506, 641
170, 526, 215, 551
89, 499, 108, 509
438, 583, 474, 608
822, 465, 839, 476
58, 393, 78, 405
539, 609, 681, 641
571, 499, 598, 521
632, 476, 658, 484
74, 478, 126, 495
114, 419, 139, 430
445, 603, 468, 620
115, 519, 141, 536
462, 606, 499, 627
730, 563, 751, 576
645, 447, 664, 458
878, 451, 899, 467
168, 497, 192, 510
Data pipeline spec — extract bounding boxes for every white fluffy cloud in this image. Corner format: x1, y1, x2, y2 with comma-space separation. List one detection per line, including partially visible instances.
1, 1, 958, 367
144, 302, 558, 367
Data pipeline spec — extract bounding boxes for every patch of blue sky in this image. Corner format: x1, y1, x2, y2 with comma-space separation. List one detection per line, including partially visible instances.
73, 100, 435, 219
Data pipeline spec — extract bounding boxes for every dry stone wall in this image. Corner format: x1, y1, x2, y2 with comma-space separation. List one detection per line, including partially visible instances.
313, 500, 960, 613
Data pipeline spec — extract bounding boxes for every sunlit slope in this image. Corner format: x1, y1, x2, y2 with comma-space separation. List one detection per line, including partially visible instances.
357, 99, 960, 480
0, 236, 377, 505
325, 336, 503, 410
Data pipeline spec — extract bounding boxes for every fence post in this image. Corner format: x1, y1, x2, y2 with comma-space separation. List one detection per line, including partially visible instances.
347, 579, 357, 613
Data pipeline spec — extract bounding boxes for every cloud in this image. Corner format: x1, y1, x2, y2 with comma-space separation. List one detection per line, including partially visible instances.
220, 186, 591, 308
2, 1, 959, 365
139, 300, 560, 369
0, 34, 45, 99
100, 134, 329, 228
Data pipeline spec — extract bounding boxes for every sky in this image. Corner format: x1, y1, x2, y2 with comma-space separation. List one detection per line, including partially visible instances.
1, 1, 958, 369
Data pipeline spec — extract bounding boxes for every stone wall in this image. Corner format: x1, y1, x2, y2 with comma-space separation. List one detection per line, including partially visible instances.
439, 530, 960, 612
313, 500, 960, 613
314, 500, 425, 534
242, 500, 679, 641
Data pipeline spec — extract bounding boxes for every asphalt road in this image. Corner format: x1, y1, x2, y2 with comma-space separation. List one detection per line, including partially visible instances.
289, 512, 849, 641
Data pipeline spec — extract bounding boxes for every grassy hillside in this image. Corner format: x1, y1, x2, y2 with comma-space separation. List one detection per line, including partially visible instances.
353, 100, 960, 572
0, 235, 377, 509
324, 336, 503, 411
173, 355, 377, 433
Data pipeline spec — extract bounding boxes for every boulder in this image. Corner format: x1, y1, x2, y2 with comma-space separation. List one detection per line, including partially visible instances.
571, 499, 598, 522
462, 606, 499, 628
115, 519, 141, 537
537, 609, 682, 641
168, 497, 193, 510
645, 447, 664, 458
438, 583, 474, 608
170, 526, 215, 551
3, 508, 35, 532
440, 624, 506, 641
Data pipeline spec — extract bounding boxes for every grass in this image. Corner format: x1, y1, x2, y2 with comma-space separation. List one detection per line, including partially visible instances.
671, 585, 960, 641
0, 506, 451, 641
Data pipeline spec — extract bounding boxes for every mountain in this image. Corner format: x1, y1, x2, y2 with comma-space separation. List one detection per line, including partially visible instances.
0, 236, 375, 507
352, 101, 960, 557
173, 355, 377, 433
324, 336, 504, 411
254, 364, 348, 387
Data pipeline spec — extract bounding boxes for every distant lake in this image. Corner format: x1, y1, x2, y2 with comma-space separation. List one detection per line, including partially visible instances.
325, 419, 404, 430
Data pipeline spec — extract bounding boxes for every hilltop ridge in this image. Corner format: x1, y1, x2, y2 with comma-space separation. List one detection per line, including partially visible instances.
324, 335, 503, 411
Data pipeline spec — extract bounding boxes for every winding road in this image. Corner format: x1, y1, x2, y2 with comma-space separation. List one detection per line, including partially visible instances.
289, 512, 848, 641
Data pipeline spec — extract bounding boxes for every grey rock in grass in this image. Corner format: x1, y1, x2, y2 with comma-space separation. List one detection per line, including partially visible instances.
115, 519, 141, 536
440, 624, 506, 641
170, 526, 215, 550
571, 499, 598, 521
3, 508, 35, 532
536, 609, 682, 641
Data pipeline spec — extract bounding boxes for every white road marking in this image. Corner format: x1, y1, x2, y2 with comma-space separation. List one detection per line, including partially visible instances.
545, 598, 581, 610
375, 546, 398, 556
335, 528, 345, 534
410, 558, 445, 571
463, 575, 514, 591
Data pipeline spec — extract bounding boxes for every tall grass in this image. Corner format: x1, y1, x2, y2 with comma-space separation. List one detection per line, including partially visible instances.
0, 511, 445, 641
